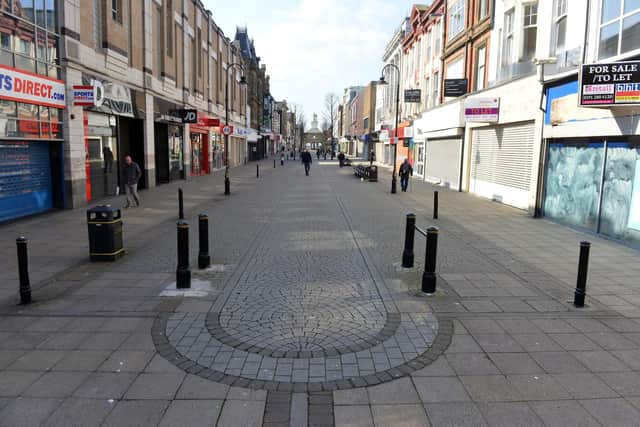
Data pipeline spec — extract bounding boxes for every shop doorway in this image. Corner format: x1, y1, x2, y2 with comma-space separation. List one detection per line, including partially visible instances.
118, 117, 146, 189
155, 123, 170, 184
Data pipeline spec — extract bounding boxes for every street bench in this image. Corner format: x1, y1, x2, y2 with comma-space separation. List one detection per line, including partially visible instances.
353, 165, 378, 182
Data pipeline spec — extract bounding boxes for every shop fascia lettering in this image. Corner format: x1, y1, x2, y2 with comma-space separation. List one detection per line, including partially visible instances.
81, 75, 134, 116
0, 64, 66, 109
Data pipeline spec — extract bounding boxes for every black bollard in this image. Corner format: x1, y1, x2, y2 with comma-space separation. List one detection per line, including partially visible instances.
402, 214, 416, 268
573, 241, 591, 307
433, 191, 439, 220
274, 159, 276, 168
16, 237, 31, 304
422, 227, 439, 293
178, 188, 184, 220
256, 163, 259, 178
198, 214, 210, 269
176, 220, 191, 289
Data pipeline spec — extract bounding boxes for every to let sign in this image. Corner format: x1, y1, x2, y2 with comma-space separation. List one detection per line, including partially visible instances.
0, 64, 66, 109
404, 89, 421, 103
580, 61, 640, 106
464, 98, 500, 122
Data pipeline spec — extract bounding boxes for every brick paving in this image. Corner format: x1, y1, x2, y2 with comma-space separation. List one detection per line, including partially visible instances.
0, 157, 639, 426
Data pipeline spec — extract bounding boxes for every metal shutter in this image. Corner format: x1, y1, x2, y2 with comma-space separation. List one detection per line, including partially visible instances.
424, 138, 462, 188
0, 141, 53, 222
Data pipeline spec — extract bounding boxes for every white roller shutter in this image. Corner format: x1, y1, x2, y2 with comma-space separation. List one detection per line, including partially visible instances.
470, 122, 535, 209
424, 138, 462, 189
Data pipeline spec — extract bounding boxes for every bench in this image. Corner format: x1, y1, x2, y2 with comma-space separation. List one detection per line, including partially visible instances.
353, 164, 378, 182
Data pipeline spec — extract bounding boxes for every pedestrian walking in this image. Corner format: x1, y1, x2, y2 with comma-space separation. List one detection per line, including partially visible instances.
316, 149, 321, 160
280, 152, 285, 166
301, 148, 313, 176
123, 155, 142, 207
338, 151, 345, 168
399, 158, 413, 192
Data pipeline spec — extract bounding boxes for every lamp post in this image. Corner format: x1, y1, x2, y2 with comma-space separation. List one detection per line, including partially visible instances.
379, 64, 400, 194
224, 62, 247, 195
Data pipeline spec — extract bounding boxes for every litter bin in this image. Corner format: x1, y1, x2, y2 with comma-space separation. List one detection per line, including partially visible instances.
367, 166, 378, 182
87, 205, 124, 261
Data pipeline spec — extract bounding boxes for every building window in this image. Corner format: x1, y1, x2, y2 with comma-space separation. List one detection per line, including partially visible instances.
424, 77, 430, 108
197, 29, 202, 78
432, 71, 440, 106
479, 0, 489, 20
502, 9, 514, 66
434, 21, 441, 55
475, 45, 486, 90
166, 0, 173, 58
363, 117, 369, 130
448, 0, 465, 40
522, 3, 538, 61
425, 30, 431, 63
112, 0, 122, 23
446, 56, 464, 79
554, 0, 567, 54
598, 0, 640, 60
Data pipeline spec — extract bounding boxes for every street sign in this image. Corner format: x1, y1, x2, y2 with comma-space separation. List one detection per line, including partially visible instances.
404, 89, 421, 103
444, 79, 468, 97
222, 125, 234, 136
579, 61, 640, 106
178, 109, 197, 123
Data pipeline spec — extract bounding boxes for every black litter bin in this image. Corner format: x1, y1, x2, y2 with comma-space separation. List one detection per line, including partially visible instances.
367, 166, 378, 182
87, 205, 124, 261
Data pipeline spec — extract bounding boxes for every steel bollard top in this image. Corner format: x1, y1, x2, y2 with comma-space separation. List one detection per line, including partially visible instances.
580, 241, 591, 247
407, 213, 416, 218
177, 220, 189, 228
198, 213, 208, 219
16, 236, 27, 243
427, 226, 439, 233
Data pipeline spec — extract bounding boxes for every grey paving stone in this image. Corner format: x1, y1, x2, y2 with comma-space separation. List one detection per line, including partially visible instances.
511, 334, 563, 352
0, 371, 43, 396
119, 333, 156, 351
459, 375, 523, 402
42, 397, 116, 427
334, 405, 373, 427
410, 357, 456, 377
22, 371, 89, 398
506, 374, 571, 400
445, 335, 482, 353
36, 333, 91, 350
424, 402, 488, 427
158, 399, 223, 427
51, 350, 112, 372
445, 353, 500, 376
570, 350, 630, 372
460, 319, 505, 335
565, 319, 611, 333
7, 350, 66, 371
581, 398, 640, 427
530, 352, 588, 374
290, 393, 308, 427
0, 350, 25, 370
530, 400, 600, 427
598, 371, 640, 395
226, 386, 267, 401
487, 353, 543, 375
25, 317, 72, 332
73, 372, 137, 399
144, 354, 185, 374
175, 374, 229, 399
368, 377, 421, 404
98, 350, 155, 372
552, 373, 618, 399
216, 400, 265, 427
611, 349, 640, 370
414, 376, 470, 403
495, 319, 542, 334
473, 334, 524, 353
124, 372, 185, 400
101, 399, 169, 427
548, 333, 601, 351
371, 404, 431, 427
0, 333, 49, 350
333, 388, 369, 405
0, 397, 62, 427
477, 402, 544, 427
76, 333, 129, 350
588, 332, 638, 350
531, 319, 577, 333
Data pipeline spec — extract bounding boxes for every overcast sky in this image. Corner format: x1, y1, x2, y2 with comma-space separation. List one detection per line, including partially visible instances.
204, 0, 419, 126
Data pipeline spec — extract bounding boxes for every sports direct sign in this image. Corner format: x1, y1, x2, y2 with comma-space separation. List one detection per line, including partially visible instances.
0, 64, 66, 109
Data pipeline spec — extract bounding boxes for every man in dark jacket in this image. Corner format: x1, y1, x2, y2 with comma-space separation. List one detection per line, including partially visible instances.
123, 155, 142, 207
399, 158, 413, 192
301, 149, 313, 176
338, 151, 346, 168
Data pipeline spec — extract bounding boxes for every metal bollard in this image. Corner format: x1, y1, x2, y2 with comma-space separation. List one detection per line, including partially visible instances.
178, 188, 184, 220
257, 163, 260, 178
573, 241, 591, 307
422, 227, 439, 293
198, 214, 210, 269
433, 191, 439, 220
16, 237, 32, 304
176, 220, 191, 289
402, 214, 416, 268
274, 159, 276, 168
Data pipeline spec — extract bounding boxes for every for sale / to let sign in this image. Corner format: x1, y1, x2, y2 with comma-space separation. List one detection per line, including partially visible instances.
0, 64, 66, 109
580, 61, 640, 106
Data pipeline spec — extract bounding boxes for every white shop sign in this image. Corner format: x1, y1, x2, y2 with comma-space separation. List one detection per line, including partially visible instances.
0, 64, 66, 109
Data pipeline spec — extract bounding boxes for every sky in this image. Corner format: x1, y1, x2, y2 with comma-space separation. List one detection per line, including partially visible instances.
204, 0, 419, 126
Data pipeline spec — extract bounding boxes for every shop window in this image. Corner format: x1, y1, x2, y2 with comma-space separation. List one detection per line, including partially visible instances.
553, 0, 567, 55
522, 3, 538, 62
448, 0, 465, 41
599, 0, 640, 59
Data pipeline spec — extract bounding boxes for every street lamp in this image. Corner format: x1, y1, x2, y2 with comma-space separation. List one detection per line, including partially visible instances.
224, 62, 247, 195
379, 63, 400, 194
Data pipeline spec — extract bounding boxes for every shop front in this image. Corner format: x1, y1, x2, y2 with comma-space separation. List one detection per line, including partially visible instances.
80, 75, 145, 201
0, 64, 66, 222
153, 98, 184, 184
189, 124, 209, 176
542, 65, 640, 247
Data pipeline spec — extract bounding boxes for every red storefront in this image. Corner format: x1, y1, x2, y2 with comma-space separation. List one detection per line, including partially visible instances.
189, 114, 219, 176
390, 121, 411, 171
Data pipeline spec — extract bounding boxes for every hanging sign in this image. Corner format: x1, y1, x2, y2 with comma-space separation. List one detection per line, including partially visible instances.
72, 85, 96, 106
0, 64, 66, 108
444, 79, 468, 97
404, 89, 421, 103
580, 61, 640, 106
